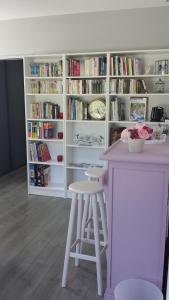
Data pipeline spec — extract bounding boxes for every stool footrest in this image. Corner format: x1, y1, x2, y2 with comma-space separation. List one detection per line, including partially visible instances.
70, 252, 97, 262
81, 237, 105, 247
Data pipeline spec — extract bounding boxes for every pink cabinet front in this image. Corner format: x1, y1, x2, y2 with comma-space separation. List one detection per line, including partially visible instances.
104, 162, 168, 300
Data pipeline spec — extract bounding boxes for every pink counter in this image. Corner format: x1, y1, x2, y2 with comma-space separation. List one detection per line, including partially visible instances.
101, 140, 169, 300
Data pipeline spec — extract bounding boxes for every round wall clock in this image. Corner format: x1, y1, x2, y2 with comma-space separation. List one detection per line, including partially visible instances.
88, 99, 106, 120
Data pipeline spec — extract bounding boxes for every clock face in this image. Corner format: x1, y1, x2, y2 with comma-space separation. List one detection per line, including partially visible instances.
88, 99, 106, 120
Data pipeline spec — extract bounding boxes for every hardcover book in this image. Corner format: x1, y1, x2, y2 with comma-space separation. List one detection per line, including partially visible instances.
129, 97, 147, 121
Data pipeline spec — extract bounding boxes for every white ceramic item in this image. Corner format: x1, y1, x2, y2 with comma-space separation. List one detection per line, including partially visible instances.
128, 138, 145, 153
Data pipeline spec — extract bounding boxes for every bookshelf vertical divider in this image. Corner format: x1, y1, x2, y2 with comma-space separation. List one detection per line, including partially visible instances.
23, 49, 169, 198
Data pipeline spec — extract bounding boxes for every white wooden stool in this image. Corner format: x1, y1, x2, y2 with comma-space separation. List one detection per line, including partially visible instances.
61, 180, 108, 296
85, 167, 107, 239
85, 167, 106, 181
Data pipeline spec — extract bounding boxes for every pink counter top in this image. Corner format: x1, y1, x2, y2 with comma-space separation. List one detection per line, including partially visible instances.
101, 139, 169, 165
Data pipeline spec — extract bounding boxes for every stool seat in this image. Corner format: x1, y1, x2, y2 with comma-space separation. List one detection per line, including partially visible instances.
69, 180, 103, 194
85, 167, 106, 179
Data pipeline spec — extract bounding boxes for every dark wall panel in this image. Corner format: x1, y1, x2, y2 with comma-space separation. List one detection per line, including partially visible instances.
5, 60, 26, 170
0, 62, 10, 175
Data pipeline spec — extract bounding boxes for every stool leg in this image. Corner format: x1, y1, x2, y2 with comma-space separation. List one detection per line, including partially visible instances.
97, 192, 108, 246
75, 194, 83, 267
92, 194, 102, 296
80, 194, 90, 253
62, 193, 77, 287
87, 197, 92, 239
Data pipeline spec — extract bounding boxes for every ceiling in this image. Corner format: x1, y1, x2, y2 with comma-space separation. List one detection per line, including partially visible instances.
0, 0, 168, 21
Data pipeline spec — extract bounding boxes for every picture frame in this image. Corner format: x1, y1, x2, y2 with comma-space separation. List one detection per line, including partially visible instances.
129, 97, 148, 122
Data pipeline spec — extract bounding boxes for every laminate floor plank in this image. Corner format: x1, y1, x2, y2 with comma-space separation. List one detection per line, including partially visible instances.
0, 167, 106, 300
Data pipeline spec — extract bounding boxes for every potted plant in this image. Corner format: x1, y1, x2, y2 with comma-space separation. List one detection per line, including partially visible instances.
121, 124, 153, 153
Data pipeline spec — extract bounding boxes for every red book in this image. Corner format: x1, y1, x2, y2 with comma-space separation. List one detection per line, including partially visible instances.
37, 143, 51, 162
76, 60, 80, 76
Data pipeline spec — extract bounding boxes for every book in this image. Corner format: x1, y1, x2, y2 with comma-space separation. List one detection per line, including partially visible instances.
37, 142, 51, 162
129, 97, 147, 121
110, 127, 126, 144
29, 164, 50, 187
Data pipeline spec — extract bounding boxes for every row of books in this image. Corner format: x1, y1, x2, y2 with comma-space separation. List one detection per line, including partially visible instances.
31, 102, 61, 119
67, 79, 106, 94
30, 80, 63, 94
67, 56, 107, 76
27, 122, 55, 139
110, 56, 144, 76
29, 164, 50, 187
67, 97, 87, 120
110, 79, 147, 94
110, 98, 125, 121
29, 142, 51, 162
30, 61, 63, 77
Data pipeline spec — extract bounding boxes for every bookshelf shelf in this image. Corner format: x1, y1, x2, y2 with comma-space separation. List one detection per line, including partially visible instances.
27, 138, 63, 142
109, 93, 169, 96
108, 120, 166, 125
66, 144, 105, 149
66, 165, 88, 170
30, 184, 64, 191
66, 120, 106, 123
66, 76, 107, 79
24, 49, 169, 198
28, 160, 64, 166
109, 74, 169, 78
26, 93, 63, 96
66, 94, 106, 96
27, 118, 63, 122
25, 76, 63, 79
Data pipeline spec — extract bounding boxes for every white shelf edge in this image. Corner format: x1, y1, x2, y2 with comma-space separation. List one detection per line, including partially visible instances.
109, 74, 169, 78
26, 93, 63, 96
28, 160, 64, 166
27, 118, 63, 122
25, 76, 63, 79
66, 94, 106, 96
66, 76, 106, 79
66, 144, 105, 149
108, 120, 167, 125
29, 184, 64, 191
27, 138, 63, 142
109, 93, 169, 96
66, 120, 106, 123
66, 166, 89, 170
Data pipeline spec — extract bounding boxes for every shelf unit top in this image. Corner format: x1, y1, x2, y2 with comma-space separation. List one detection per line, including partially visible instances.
22, 48, 169, 59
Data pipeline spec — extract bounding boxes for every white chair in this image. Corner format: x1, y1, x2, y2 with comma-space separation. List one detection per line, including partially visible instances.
114, 278, 163, 300
61, 180, 108, 296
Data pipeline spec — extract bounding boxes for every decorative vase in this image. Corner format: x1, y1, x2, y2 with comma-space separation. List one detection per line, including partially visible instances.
128, 138, 145, 153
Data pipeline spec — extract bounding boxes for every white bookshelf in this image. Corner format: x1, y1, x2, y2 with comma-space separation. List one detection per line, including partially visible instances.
23, 49, 169, 198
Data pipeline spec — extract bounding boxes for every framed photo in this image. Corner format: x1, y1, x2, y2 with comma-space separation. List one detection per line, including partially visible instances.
129, 97, 147, 121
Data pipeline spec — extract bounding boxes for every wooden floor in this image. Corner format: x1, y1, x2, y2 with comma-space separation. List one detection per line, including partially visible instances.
0, 167, 106, 300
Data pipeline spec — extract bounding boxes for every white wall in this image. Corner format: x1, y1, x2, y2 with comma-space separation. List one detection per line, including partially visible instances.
0, 6, 169, 57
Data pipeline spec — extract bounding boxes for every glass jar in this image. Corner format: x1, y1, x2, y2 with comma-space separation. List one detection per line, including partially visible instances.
155, 78, 165, 93
155, 60, 169, 75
